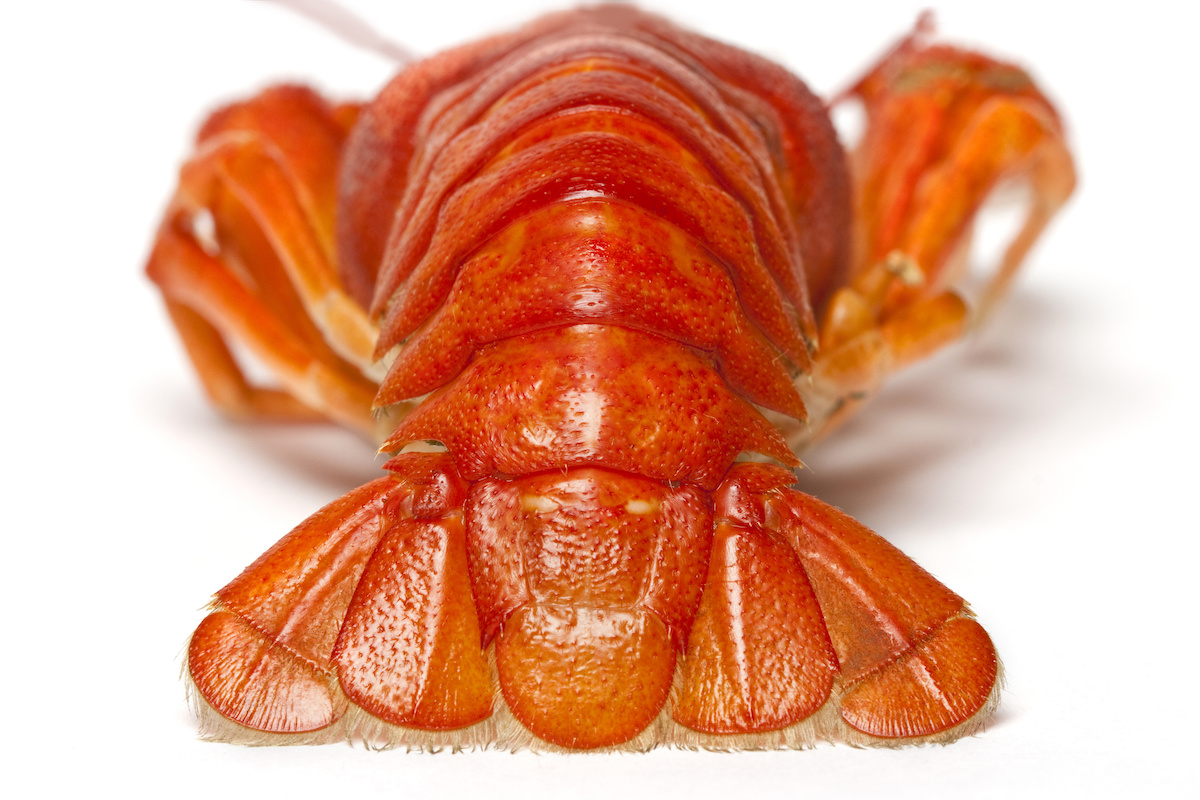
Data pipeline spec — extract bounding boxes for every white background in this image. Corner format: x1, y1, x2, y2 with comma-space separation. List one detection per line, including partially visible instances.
3, 1, 1195, 797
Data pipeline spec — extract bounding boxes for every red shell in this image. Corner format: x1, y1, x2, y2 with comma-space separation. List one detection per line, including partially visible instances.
155, 2, 1076, 750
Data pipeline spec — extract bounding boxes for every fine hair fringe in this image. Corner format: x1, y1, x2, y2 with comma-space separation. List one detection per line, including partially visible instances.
184, 647, 1004, 752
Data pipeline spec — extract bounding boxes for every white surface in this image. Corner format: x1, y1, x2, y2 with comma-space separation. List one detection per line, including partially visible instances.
3, 1, 1194, 797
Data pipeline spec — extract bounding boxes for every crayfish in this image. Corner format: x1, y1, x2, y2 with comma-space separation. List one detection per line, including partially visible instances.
146, 3, 1075, 750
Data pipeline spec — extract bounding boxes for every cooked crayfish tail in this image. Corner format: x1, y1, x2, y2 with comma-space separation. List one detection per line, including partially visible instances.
769, 487, 1000, 743
672, 464, 840, 738
187, 454, 493, 743
331, 511, 493, 732
187, 476, 400, 740
668, 463, 998, 748
466, 468, 713, 749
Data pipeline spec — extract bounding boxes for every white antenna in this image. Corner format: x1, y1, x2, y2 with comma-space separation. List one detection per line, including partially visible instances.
257, 0, 418, 65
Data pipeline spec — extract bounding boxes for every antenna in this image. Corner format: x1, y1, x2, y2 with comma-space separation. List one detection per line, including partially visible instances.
257, 0, 418, 65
